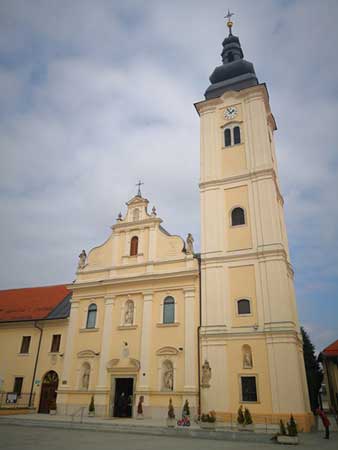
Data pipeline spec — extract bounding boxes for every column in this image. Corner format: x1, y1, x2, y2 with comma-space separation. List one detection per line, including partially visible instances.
184, 288, 197, 390
138, 291, 153, 390
97, 296, 115, 388
61, 299, 80, 386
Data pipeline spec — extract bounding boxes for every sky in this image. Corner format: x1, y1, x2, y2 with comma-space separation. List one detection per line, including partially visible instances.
0, 0, 337, 352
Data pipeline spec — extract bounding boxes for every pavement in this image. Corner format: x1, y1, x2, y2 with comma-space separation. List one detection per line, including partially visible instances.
0, 423, 336, 450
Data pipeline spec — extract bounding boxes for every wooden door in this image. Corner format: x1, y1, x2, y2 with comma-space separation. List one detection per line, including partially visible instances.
38, 371, 59, 414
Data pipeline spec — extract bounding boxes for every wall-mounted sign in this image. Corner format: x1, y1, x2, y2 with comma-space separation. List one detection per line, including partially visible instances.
6, 392, 17, 404
34, 380, 41, 386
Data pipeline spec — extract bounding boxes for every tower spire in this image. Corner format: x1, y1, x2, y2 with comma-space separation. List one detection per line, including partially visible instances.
224, 9, 234, 36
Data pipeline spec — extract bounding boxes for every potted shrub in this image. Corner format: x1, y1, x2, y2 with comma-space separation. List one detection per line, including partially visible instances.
88, 395, 95, 417
200, 411, 216, 430
276, 415, 299, 445
49, 398, 57, 415
166, 398, 176, 427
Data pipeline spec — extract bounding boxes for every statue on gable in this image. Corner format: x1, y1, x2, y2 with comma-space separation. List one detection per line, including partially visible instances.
78, 250, 87, 270
186, 233, 194, 255
201, 360, 212, 388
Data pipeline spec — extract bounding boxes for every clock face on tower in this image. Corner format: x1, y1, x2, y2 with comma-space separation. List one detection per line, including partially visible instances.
224, 106, 238, 120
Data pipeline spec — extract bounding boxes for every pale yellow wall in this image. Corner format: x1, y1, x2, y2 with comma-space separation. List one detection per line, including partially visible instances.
225, 185, 253, 251
229, 265, 257, 327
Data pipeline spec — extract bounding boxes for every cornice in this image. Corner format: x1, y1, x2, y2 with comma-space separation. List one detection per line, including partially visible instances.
200, 246, 291, 266
111, 217, 162, 231
68, 268, 199, 292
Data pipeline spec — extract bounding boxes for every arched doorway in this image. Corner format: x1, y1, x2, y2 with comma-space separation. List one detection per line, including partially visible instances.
38, 370, 59, 414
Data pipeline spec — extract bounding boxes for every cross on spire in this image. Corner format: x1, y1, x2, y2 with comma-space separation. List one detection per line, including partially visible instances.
136, 180, 144, 197
224, 9, 234, 35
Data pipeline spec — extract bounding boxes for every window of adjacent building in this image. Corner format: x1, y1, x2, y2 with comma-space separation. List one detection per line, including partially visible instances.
50, 334, 61, 353
163, 296, 175, 324
130, 236, 138, 256
241, 376, 257, 402
224, 125, 241, 147
86, 303, 97, 329
13, 377, 23, 396
231, 207, 245, 226
20, 336, 31, 354
237, 299, 251, 315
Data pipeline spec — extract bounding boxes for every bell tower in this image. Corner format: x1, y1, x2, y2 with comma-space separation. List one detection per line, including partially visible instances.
195, 14, 312, 429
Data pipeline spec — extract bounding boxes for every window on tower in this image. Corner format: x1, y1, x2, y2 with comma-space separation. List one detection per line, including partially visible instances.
231, 207, 245, 226
237, 299, 251, 315
233, 126, 241, 144
130, 236, 138, 256
224, 128, 231, 147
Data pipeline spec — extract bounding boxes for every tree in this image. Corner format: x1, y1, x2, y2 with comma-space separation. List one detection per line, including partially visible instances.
301, 326, 323, 412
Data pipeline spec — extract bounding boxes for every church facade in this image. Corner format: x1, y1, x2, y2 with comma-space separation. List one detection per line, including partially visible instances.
0, 18, 313, 429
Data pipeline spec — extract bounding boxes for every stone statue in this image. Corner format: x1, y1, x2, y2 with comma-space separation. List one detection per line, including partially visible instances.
124, 301, 134, 325
201, 360, 212, 387
186, 233, 194, 254
243, 348, 253, 369
151, 206, 157, 216
82, 365, 90, 389
163, 362, 174, 391
78, 250, 87, 270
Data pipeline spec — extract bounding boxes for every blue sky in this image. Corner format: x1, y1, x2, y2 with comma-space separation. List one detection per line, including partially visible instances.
0, 0, 337, 352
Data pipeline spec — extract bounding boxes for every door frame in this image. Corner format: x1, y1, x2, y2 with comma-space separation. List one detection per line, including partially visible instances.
38, 370, 59, 414
109, 374, 137, 417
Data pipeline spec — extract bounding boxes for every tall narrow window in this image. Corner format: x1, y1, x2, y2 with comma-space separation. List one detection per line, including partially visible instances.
86, 303, 97, 329
224, 128, 231, 147
50, 334, 61, 353
231, 207, 245, 226
241, 376, 257, 402
130, 236, 138, 256
163, 296, 175, 324
20, 336, 31, 354
13, 377, 23, 396
237, 299, 251, 315
233, 126, 241, 144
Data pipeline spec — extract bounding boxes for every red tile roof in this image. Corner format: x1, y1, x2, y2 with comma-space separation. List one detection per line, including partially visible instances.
0, 284, 70, 322
322, 339, 338, 357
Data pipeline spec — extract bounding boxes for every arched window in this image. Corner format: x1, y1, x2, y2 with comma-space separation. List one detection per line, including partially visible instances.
224, 128, 231, 147
81, 362, 90, 390
233, 126, 241, 144
231, 207, 245, 226
124, 299, 134, 325
242, 345, 253, 369
130, 236, 138, 256
237, 299, 251, 315
162, 360, 174, 391
163, 296, 175, 324
86, 303, 97, 328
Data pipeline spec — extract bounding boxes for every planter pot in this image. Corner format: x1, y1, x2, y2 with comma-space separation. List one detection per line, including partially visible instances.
49, 410, 57, 416
166, 418, 176, 428
200, 421, 216, 430
277, 435, 299, 445
237, 424, 254, 432
88, 411, 95, 417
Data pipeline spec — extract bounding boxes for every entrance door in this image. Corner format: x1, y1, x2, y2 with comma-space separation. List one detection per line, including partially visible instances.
38, 371, 59, 414
113, 378, 134, 418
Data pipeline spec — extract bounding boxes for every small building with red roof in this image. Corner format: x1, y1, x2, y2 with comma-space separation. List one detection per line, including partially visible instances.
319, 339, 338, 413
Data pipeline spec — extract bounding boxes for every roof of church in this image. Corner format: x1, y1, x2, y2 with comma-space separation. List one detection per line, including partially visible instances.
0, 284, 71, 322
205, 18, 258, 99
321, 339, 338, 357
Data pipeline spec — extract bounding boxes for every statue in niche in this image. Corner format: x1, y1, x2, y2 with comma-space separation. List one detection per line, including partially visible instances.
77, 250, 87, 270
124, 301, 134, 325
186, 233, 194, 254
163, 361, 174, 391
243, 347, 253, 369
82, 365, 90, 390
201, 360, 212, 387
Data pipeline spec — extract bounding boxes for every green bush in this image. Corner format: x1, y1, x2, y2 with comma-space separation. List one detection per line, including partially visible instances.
182, 400, 190, 417
287, 414, 298, 437
237, 405, 245, 425
89, 395, 95, 413
244, 408, 253, 425
279, 419, 287, 435
168, 398, 175, 419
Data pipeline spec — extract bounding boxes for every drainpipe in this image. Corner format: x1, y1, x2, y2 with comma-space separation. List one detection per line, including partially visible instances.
196, 254, 202, 417
29, 322, 43, 408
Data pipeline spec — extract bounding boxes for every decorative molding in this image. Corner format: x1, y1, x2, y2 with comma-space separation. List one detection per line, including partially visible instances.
77, 350, 98, 358
156, 346, 179, 356
106, 358, 120, 369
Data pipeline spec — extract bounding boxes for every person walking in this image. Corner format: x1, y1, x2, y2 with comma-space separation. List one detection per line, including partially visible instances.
317, 407, 331, 439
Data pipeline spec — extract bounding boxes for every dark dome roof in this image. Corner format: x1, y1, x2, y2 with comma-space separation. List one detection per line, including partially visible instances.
210, 59, 256, 84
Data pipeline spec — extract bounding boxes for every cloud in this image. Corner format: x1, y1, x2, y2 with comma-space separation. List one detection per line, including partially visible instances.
0, 0, 337, 348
